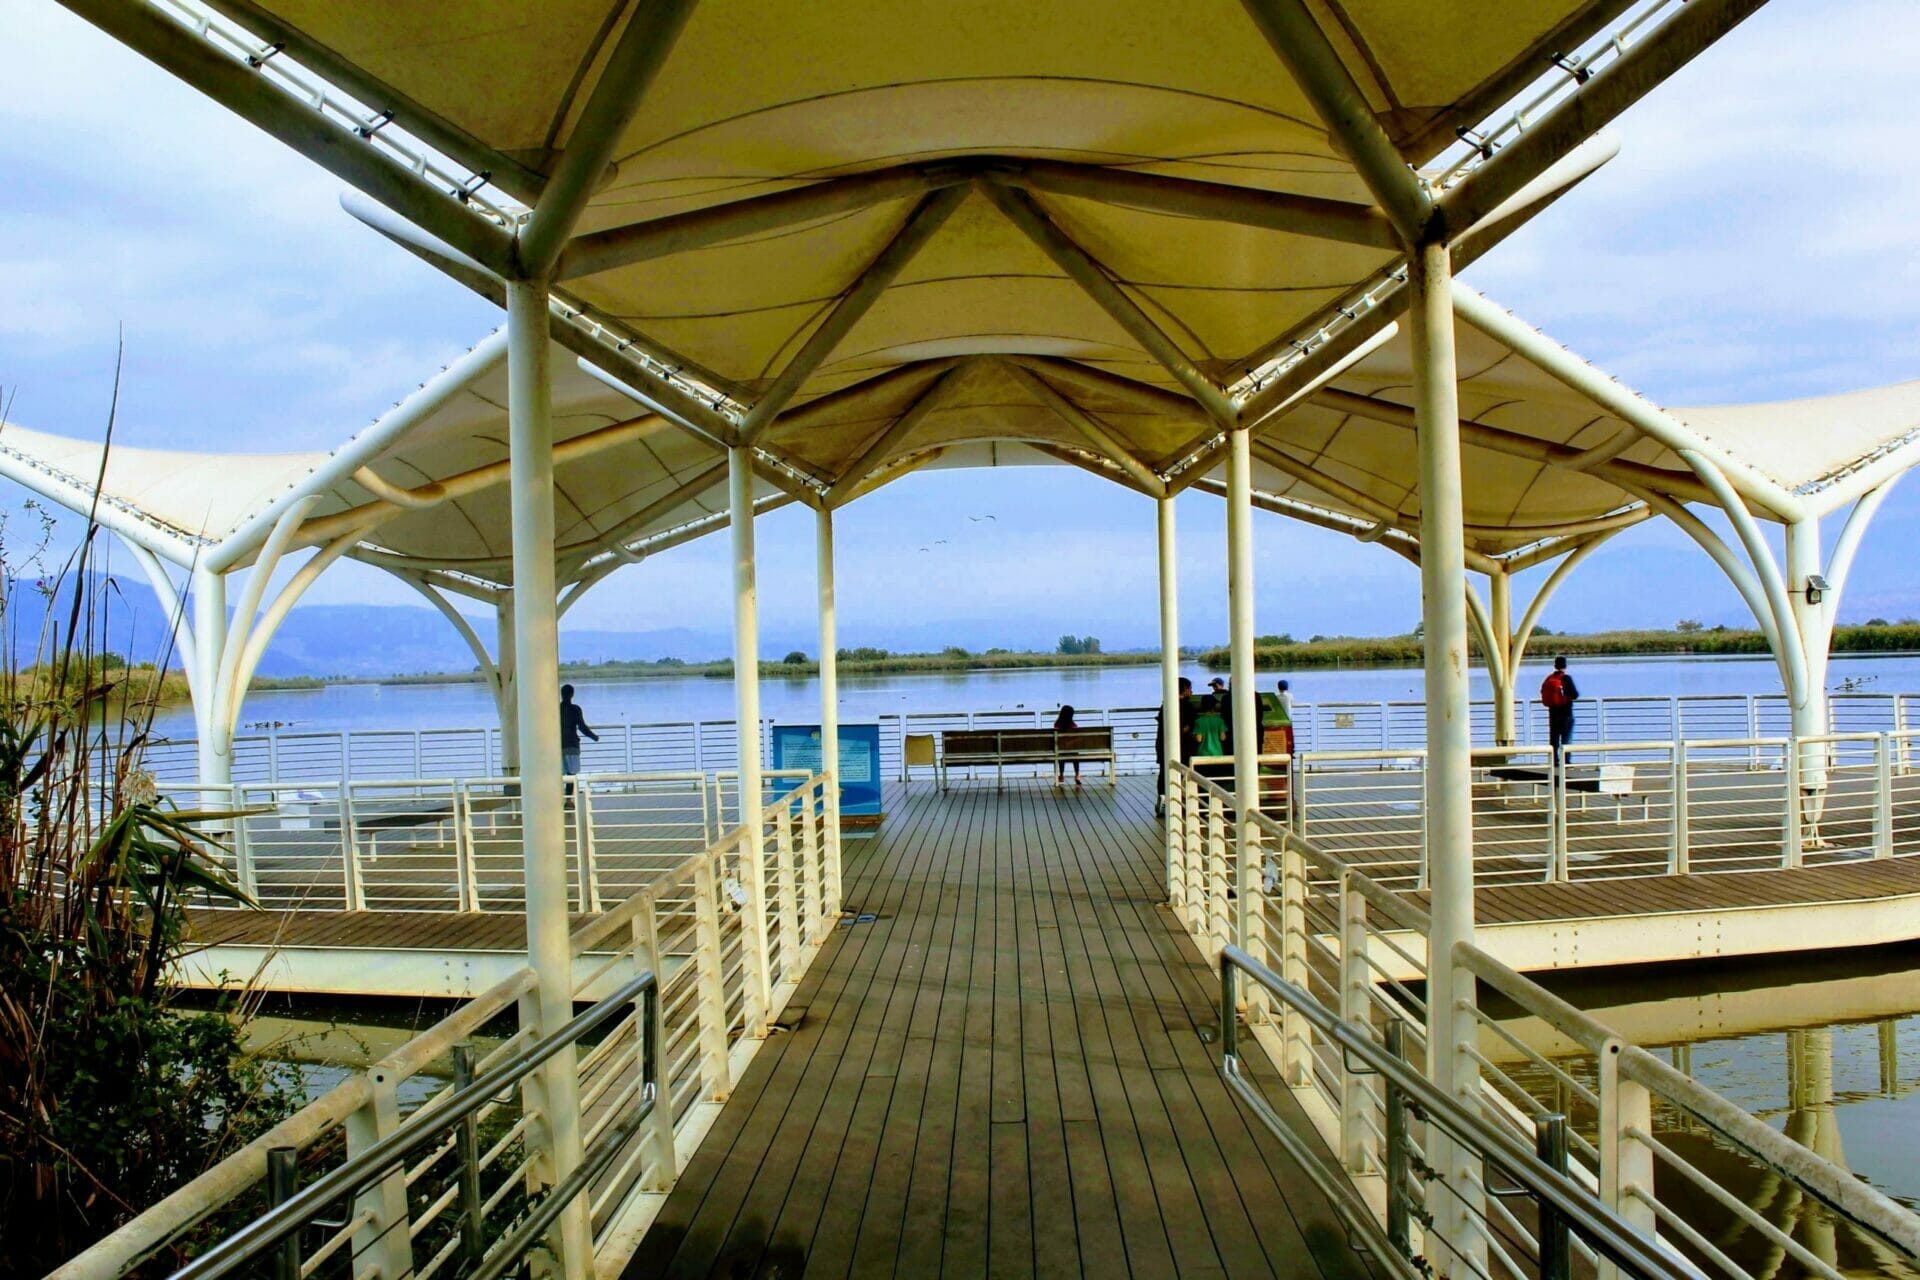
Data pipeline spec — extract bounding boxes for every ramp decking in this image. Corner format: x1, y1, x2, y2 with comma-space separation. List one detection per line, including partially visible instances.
623, 777, 1374, 1279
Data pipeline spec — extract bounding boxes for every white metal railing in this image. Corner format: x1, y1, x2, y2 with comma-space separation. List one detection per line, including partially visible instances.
53, 771, 840, 1280
1291, 729, 1920, 889
164, 718, 1920, 913
162, 691, 1920, 790
1164, 761, 1920, 1279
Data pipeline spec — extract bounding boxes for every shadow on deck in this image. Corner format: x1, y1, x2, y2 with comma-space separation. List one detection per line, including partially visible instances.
624, 775, 1374, 1279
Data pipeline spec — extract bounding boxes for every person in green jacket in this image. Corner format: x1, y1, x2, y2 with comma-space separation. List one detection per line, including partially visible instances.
1193, 694, 1228, 757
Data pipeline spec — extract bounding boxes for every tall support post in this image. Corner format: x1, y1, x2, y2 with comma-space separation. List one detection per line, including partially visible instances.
1785, 517, 1832, 828
504, 279, 590, 1279
1158, 495, 1181, 834
1225, 430, 1264, 970
1488, 568, 1516, 746
495, 590, 520, 775
191, 566, 230, 793
1411, 240, 1484, 1276
816, 505, 842, 914
730, 447, 774, 1029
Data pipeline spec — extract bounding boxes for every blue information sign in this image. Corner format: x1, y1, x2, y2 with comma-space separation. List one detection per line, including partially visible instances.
769, 723, 883, 822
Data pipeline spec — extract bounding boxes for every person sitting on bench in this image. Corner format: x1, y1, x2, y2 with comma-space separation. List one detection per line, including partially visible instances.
1054, 705, 1083, 788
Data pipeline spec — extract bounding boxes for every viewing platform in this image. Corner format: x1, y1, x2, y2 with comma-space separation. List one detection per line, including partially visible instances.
180, 739, 1920, 998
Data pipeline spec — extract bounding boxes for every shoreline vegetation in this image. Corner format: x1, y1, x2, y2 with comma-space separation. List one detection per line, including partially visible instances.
223, 621, 1920, 699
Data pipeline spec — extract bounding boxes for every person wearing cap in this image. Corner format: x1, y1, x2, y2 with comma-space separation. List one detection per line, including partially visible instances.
1209, 677, 1233, 752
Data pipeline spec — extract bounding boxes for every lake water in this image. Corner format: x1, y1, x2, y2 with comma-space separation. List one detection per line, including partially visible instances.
153, 650, 1920, 739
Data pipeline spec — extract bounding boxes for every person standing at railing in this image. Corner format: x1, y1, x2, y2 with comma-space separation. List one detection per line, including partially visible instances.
560, 683, 599, 801
1541, 656, 1579, 768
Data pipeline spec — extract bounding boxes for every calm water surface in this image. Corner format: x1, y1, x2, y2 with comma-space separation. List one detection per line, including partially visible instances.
154, 651, 1920, 739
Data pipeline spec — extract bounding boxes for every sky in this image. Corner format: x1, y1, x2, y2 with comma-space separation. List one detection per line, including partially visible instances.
4, 0, 1920, 654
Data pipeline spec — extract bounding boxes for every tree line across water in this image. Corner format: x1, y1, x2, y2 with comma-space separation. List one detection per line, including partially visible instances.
240, 620, 1920, 697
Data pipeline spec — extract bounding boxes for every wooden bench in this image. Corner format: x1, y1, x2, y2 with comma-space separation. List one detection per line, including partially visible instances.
938, 727, 1116, 790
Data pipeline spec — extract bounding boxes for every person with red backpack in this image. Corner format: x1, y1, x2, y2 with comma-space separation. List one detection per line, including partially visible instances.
1541, 656, 1579, 766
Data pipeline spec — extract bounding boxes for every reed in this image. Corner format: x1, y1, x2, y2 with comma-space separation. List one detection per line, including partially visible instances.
0, 387, 296, 1273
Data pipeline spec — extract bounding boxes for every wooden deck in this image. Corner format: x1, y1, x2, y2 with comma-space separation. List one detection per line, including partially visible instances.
623, 776, 1376, 1279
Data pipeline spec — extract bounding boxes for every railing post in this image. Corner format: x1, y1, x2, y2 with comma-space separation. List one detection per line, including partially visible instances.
1338, 872, 1375, 1173
1598, 1040, 1657, 1280
692, 856, 733, 1099
576, 781, 601, 913
265, 1145, 301, 1280
1166, 765, 1186, 910
1669, 741, 1690, 876
632, 902, 679, 1190
1207, 792, 1230, 956
339, 784, 366, 912
773, 797, 801, 983
457, 783, 480, 912
1536, 1113, 1571, 1280
230, 785, 258, 901
1784, 739, 1803, 867
798, 782, 823, 945
1277, 832, 1307, 1073
344, 1067, 414, 1280
452, 1043, 486, 1269
1549, 763, 1568, 883
1384, 1019, 1412, 1260
1898, 700, 1913, 775
737, 825, 773, 1033
1184, 772, 1205, 934
1876, 732, 1895, 857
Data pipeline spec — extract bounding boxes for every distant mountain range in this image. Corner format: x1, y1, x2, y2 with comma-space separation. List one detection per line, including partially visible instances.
6, 575, 1115, 679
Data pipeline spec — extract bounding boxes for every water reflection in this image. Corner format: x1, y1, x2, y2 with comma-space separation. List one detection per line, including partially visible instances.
1488, 946, 1920, 1277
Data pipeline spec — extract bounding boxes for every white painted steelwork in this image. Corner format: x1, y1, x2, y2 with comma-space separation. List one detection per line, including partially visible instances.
55, 772, 839, 1280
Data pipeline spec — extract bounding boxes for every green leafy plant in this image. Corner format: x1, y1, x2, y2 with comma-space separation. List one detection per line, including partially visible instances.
0, 372, 297, 1274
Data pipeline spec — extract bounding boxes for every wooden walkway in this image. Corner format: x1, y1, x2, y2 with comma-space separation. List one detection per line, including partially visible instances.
623, 777, 1377, 1279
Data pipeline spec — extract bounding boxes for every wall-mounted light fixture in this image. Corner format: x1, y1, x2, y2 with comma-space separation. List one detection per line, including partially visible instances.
1806, 574, 1830, 605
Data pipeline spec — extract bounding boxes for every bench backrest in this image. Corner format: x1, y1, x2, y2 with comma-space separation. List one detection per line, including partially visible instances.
941, 727, 1113, 755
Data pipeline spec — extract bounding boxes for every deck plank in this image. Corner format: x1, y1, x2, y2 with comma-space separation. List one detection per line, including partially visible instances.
625, 775, 1380, 1279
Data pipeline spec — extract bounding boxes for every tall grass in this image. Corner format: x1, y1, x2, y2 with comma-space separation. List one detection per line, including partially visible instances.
0, 377, 296, 1273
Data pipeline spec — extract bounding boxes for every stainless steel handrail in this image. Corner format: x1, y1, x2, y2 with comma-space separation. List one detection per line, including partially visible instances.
1217, 944, 1690, 1280
172, 968, 659, 1280
1458, 940, 1920, 1263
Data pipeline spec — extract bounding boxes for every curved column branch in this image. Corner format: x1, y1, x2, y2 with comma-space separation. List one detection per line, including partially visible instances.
1625, 485, 1789, 664
223, 520, 377, 741
1511, 532, 1621, 668
1679, 450, 1809, 705
212, 495, 320, 744
1463, 579, 1503, 694
1823, 476, 1906, 637
390, 568, 499, 689
121, 536, 197, 701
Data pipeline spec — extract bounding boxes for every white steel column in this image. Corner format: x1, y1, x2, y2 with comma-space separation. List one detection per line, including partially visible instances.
1785, 518, 1832, 825
816, 505, 841, 900
191, 565, 229, 791
495, 590, 520, 775
730, 447, 774, 1022
1411, 240, 1484, 1275
1225, 430, 1261, 951
1489, 569, 1516, 746
1158, 494, 1181, 816
505, 279, 589, 1277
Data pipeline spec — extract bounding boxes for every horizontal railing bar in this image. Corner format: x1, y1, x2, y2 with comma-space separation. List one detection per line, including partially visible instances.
171, 968, 657, 1280
1221, 944, 1690, 1280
